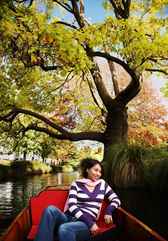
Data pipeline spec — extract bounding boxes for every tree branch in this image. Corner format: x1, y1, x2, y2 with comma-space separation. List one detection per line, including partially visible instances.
0, 108, 19, 122
22, 124, 104, 142
14, 0, 25, 2
109, 0, 131, 19
108, 60, 120, 96
145, 68, 168, 75
71, 0, 86, 28
0, 107, 104, 143
123, 0, 131, 15
46, 70, 74, 97
53, 0, 73, 13
40, 64, 62, 71
25, 62, 63, 71
91, 51, 137, 80
56, 21, 77, 29
90, 51, 141, 105
89, 61, 114, 109
0, 107, 67, 134
85, 74, 104, 111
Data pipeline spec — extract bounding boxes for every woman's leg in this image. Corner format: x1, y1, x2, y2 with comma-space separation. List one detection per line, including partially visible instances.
35, 205, 68, 241
58, 221, 91, 241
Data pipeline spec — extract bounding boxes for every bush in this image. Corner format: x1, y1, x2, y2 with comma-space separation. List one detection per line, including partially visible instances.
106, 144, 144, 188
143, 145, 168, 192
31, 161, 52, 174
104, 143, 168, 191
11, 160, 52, 175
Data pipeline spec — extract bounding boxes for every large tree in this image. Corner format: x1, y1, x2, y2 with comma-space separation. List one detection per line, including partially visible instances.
0, 0, 168, 184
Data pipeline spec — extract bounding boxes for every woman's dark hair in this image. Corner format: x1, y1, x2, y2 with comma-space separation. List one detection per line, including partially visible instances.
80, 158, 103, 178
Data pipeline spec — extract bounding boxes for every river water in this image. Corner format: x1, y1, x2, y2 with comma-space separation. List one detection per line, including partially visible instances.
0, 173, 167, 240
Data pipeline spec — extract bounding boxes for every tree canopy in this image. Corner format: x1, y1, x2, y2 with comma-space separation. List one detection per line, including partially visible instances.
0, 0, 168, 162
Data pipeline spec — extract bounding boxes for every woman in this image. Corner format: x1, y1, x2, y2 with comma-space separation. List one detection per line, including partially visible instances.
35, 158, 121, 241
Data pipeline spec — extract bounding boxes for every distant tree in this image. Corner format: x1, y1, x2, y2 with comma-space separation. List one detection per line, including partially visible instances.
128, 79, 168, 145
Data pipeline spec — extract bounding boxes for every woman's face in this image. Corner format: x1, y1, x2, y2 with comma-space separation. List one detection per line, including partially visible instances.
87, 163, 102, 181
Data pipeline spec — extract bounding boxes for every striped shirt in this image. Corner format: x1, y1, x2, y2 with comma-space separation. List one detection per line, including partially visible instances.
66, 179, 121, 227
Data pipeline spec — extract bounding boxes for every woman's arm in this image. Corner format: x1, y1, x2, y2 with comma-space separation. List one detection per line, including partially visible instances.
104, 183, 121, 215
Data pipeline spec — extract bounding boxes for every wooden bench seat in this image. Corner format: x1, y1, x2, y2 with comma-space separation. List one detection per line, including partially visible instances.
27, 188, 118, 241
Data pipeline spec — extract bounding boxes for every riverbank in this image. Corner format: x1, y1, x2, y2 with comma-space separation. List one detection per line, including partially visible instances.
0, 160, 52, 180
1, 144, 168, 193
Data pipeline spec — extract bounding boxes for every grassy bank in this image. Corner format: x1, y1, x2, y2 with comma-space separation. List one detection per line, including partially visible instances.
0, 160, 52, 180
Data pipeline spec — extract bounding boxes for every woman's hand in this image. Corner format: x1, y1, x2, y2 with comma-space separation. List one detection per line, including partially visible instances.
90, 223, 99, 234
104, 214, 113, 224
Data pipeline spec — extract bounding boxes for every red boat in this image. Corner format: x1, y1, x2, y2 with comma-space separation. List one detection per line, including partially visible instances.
0, 186, 166, 241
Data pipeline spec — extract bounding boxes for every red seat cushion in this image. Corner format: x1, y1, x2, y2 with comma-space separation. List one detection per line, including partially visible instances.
92, 199, 116, 235
27, 225, 38, 240
91, 223, 116, 236
30, 190, 68, 226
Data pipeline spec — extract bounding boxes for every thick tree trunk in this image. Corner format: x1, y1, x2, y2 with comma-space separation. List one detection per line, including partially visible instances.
23, 151, 27, 161
103, 105, 127, 182
102, 106, 144, 188
103, 105, 128, 145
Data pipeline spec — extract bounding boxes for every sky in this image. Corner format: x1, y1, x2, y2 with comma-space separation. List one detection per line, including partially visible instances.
50, 0, 168, 22
50, 0, 111, 23
83, 0, 110, 23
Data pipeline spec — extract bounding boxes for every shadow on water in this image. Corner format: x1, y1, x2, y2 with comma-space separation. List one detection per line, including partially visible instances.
116, 188, 168, 240
0, 173, 168, 240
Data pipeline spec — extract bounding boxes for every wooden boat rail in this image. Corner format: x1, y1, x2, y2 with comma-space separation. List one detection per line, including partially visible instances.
0, 208, 31, 241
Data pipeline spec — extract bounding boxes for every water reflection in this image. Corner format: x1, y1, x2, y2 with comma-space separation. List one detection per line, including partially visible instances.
57, 172, 79, 185
0, 172, 79, 237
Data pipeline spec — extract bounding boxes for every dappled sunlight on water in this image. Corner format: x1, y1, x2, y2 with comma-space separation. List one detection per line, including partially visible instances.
0, 172, 79, 237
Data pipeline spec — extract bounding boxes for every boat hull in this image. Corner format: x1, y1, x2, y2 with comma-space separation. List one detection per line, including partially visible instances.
0, 186, 166, 241
0, 208, 30, 241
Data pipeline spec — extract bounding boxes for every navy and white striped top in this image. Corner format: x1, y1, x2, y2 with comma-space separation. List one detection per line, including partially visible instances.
66, 179, 121, 227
